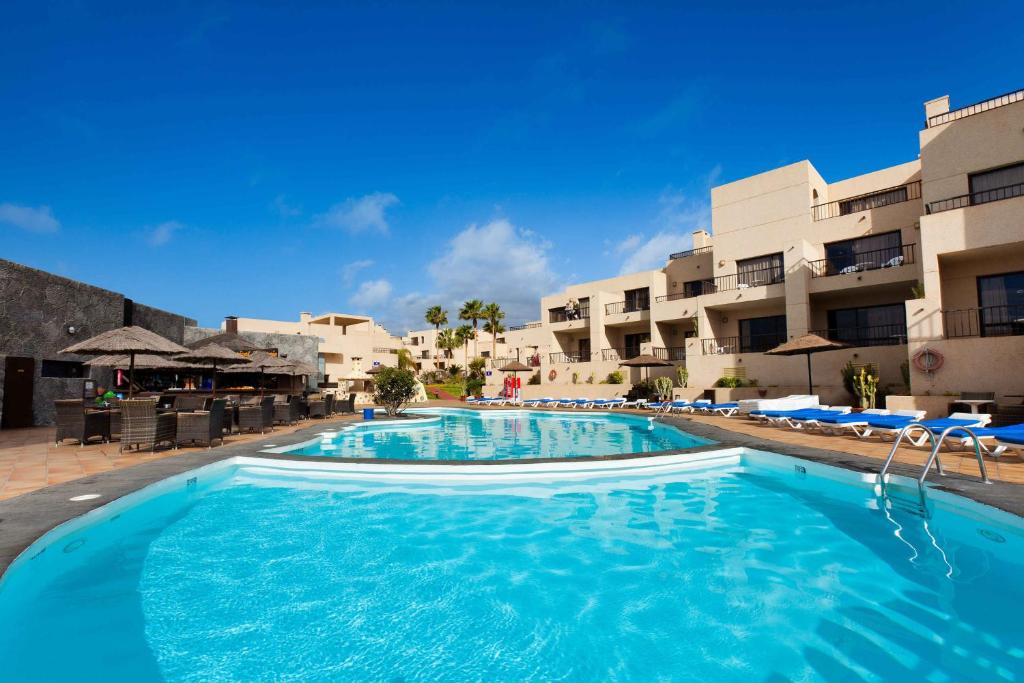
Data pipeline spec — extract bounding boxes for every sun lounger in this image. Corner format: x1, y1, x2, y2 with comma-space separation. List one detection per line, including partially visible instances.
620, 398, 648, 409
779, 406, 852, 428
817, 409, 925, 437
865, 412, 991, 446
703, 402, 740, 416
737, 395, 819, 416
940, 423, 1024, 456
591, 398, 625, 408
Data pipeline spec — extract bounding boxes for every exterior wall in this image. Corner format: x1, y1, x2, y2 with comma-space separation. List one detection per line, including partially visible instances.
185, 326, 321, 390
0, 259, 195, 426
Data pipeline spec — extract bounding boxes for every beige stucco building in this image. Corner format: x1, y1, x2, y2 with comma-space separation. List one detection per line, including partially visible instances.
496, 87, 1023, 404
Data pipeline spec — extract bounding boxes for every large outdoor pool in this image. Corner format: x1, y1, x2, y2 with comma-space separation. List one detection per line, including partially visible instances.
1, 452, 1021, 681
273, 407, 710, 459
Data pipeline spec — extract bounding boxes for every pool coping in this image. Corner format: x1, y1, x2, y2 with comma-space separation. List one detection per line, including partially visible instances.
2, 408, 1023, 576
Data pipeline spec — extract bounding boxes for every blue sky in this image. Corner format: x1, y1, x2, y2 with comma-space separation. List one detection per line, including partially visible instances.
2, 2, 1022, 333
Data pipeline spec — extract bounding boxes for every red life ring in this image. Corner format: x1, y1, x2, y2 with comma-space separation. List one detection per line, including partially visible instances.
548, 369, 558, 381
912, 348, 944, 373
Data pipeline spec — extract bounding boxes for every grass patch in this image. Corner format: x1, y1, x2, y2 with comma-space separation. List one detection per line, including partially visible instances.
426, 383, 464, 399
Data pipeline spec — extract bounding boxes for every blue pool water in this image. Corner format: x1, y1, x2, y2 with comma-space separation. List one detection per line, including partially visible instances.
279, 408, 710, 459
1, 455, 1022, 682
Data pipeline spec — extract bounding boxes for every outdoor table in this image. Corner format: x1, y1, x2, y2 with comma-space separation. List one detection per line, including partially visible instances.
957, 399, 995, 414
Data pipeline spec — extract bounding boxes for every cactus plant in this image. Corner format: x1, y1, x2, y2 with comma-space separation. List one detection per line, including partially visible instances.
654, 376, 674, 401
853, 367, 879, 409
676, 366, 689, 388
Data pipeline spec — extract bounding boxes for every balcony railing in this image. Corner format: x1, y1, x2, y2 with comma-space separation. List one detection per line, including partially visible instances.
811, 325, 908, 347
715, 266, 785, 293
943, 305, 1024, 339
655, 280, 715, 302
652, 346, 686, 362
604, 300, 650, 315
372, 347, 397, 354
549, 351, 588, 363
508, 322, 542, 331
600, 347, 641, 361
927, 88, 1024, 127
701, 333, 786, 355
808, 244, 916, 278
811, 180, 921, 221
548, 302, 590, 323
669, 245, 713, 260
926, 181, 1024, 214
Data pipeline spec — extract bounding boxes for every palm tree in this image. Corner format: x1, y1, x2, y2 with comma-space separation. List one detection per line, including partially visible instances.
424, 305, 448, 368
459, 299, 485, 359
455, 324, 474, 369
437, 328, 458, 363
396, 348, 416, 371
482, 302, 505, 361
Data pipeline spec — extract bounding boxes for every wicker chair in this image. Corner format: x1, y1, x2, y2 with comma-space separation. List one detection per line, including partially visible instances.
239, 396, 275, 434
175, 395, 208, 412
341, 392, 357, 414
324, 394, 335, 416
54, 400, 108, 446
274, 399, 300, 426
176, 399, 226, 448
307, 398, 327, 419
222, 400, 236, 435
119, 399, 177, 453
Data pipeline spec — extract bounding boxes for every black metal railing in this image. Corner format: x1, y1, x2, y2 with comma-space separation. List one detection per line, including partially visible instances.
927, 88, 1024, 127
549, 351, 588, 363
490, 357, 517, 367
508, 322, 542, 331
714, 266, 785, 293
604, 300, 650, 315
669, 245, 713, 260
811, 325, 908, 347
701, 333, 786, 355
809, 243, 915, 278
926, 181, 1024, 214
601, 347, 642, 361
943, 305, 1024, 339
653, 346, 686, 362
548, 302, 590, 323
811, 180, 921, 221
655, 280, 715, 302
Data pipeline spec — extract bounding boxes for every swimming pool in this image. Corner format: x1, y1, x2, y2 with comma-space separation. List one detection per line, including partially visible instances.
271, 407, 710, 459
1, 451, 1021, 681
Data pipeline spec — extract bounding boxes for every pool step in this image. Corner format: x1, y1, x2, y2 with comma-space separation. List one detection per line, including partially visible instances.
880, 481, 931, 518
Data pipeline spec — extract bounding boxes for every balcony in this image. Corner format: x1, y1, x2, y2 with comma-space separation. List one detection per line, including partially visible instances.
508, 322, 542, 331
600, 347, 641, 361
549, 352, 588, 363
604, 300, 650, 315
669, 245, 713, 260
926, 181, 1024, 214
652, 346, 686, 362
655, 280, 714, 303
811, 324, 908, 347
809, 244, 916, 278
701, 333, 786, 355
926, 88, 1024, 128
943, 305, 1024, 339
811, 180, 921, 221
549, 301, 590, 323
714, 266, 785, 293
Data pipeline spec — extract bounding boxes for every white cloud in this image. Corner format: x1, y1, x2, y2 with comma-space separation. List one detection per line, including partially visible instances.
614, 188, 712, 274
146, 220, 183, 247
273, 194, 302, 218
341, 259, 374, 285
616, 231, 694, 274
349, 278, 393, 309
0, 203, 60, 233
314, 192, 399, 234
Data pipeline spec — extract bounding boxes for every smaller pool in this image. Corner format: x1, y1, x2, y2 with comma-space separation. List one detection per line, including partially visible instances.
273, 408, 710, 460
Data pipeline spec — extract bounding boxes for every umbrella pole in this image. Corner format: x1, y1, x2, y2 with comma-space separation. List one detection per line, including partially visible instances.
128, 351, 135, 399
212, 362, 218, 397
806, 354, 813, 395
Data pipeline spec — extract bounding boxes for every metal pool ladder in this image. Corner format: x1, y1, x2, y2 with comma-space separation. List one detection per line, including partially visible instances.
878, 423, 992, 489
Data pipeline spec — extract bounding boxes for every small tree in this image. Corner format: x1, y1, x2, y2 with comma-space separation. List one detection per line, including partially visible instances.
654, 376, 673, 400
373, 367, 418, 416
676, 366, 688, 388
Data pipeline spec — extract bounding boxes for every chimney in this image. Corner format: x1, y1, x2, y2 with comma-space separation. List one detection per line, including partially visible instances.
924, 95, 950, 123
299, 312, 313, 323
691, 229, 712, 248
225, 316, 238, 334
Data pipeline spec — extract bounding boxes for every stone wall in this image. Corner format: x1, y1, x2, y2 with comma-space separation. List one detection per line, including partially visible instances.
186, 326, 321, 390
0, 259, 196, 426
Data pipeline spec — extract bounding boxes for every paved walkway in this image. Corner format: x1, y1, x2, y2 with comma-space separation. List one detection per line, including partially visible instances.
0, 413, 362, 501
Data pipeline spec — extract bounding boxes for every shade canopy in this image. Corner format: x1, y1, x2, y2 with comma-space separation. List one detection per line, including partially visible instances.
498, 361, 532, 373
186, 332, 262, 353
175, 342, 248, 365
764, 333, 848, 394
618, 354, 671, 368
61, 326, 190, 356
764, 333, 848, 356
220, 350, 293, 374
84, 353, 194, 370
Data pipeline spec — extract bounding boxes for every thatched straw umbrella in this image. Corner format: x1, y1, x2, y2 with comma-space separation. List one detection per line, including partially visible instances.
498, 360, 532, 400
186, 332, 261, 353
764, 333, 848, 394
365, 364, 387, 375
84, 354, 194, 371
175, 343, 249, 396
220, 350, 294, 396
61, 326, 190, 398
618, 354, 671, 382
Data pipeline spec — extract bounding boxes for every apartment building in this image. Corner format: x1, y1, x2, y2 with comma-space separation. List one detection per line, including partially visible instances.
403, 327, 512, 371
232, 312, 404, 386
501, 87, 1023, 403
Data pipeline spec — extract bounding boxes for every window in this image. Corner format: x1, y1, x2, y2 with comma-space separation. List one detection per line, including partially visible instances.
977, 271, 1024, 337
577, 338, 591, 360
969, 162, 1024, 204
624, 287, 650, 312
839, 186, 908, 215
684, 279, 715, 297
737, 253, 784, 287
824, 231, 903, 275
826, 304, 907, 346
623, 332, 650, 358
738, 316, 786, 353
481, 351, 490, 358
41, 359, 85, 378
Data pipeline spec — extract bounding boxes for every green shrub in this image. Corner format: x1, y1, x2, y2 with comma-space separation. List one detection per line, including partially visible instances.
373, 367, 418, 416
465, 377, 485, 397
586, 373, 595, 384
606, 370, 624, 385
527, 371, 541, 385
714, 376, 744, 388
